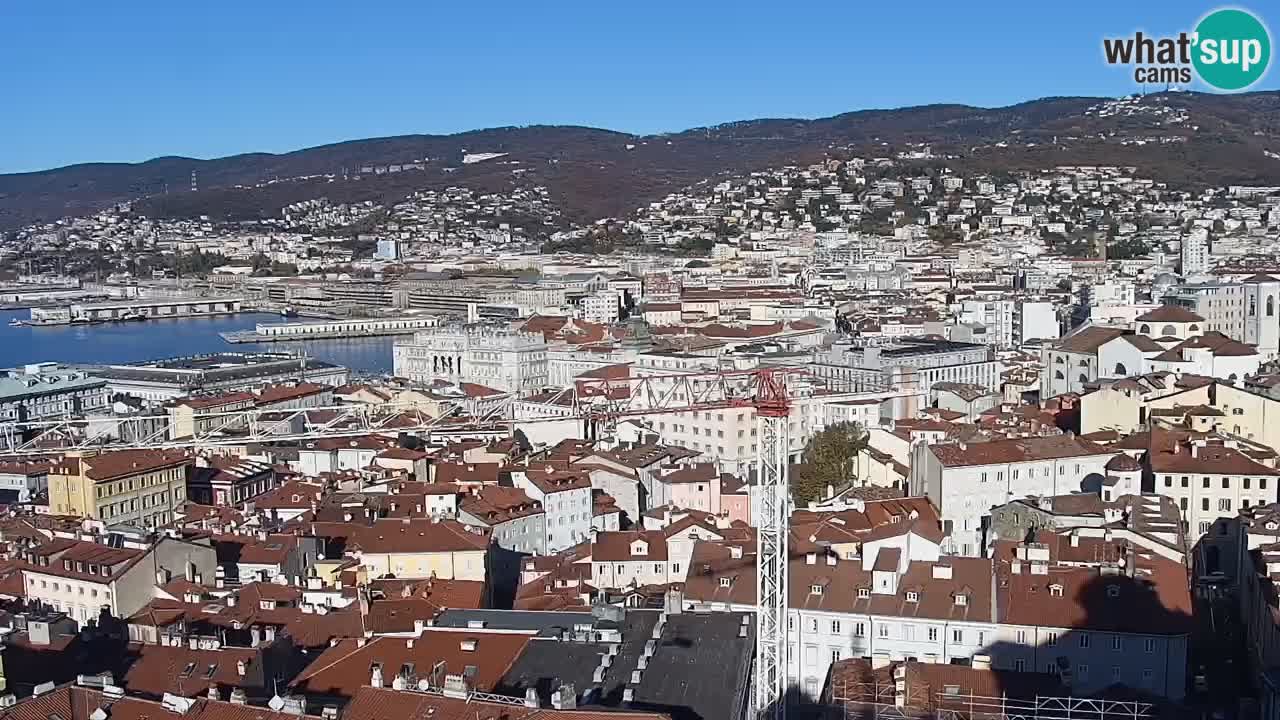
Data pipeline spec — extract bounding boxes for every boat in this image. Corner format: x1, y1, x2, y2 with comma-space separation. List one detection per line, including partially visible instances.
281, 307, 298, 318
121, 311, 146, 322
7, 319, 22, 327
70, 317, 92, 325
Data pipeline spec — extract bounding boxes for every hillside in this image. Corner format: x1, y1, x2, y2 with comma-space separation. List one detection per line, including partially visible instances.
3, 92, 1280, 231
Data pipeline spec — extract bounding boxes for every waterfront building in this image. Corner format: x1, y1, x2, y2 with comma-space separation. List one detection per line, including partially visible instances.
96, 353, 350, 403
393, 323, 549, 394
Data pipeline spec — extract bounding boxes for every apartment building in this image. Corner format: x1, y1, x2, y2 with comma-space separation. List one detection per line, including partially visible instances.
683, 527, 1190, 702
347, 518, 492, 582
167, 392, 256, 439
910, 435, 1116, 556
590, 530, 682, 589
513, 467, 594, 553
1139, 433, 1280, 537
48, 449, 193, 529
21, 535, 217, 625
187, 456, 278, 506
458, 485, 547, 555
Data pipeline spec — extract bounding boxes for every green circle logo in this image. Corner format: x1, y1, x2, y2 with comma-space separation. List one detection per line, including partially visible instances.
1192, 8, 1272, 91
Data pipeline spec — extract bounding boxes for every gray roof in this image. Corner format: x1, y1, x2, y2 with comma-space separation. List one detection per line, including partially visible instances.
493, 609, 753, 720
0, 370, 105, 402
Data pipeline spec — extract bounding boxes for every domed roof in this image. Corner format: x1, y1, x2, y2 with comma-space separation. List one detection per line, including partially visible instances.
1105, 453, 1142, 472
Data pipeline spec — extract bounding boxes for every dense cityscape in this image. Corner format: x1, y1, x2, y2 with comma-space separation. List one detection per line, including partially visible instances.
5, 59, 1280, 720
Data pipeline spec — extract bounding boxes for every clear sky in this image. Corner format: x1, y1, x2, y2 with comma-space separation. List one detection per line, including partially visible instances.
1, 1, 1276, 174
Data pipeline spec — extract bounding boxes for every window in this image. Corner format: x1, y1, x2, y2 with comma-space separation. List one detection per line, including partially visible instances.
1219, 498, 1232, 512
831, 620, 842, 634
927, 627, 939, 642
1144, 638, 1157, 653
1164, 476, 1172, 487
906, 591, 919, 602
857, 588, 869, 599
1111, 636, 1122, 652
878, 624, 889, 638
719, 578, 732, 588
810, 584, 824, 595
1047, 631, 1058, 646
1245, 478, 1252, 490
1223, 478, 1231, 489
1111, 667, 1122, 681
952, 629, 963, 643
854, 623, 866, 637
1203, 498, 1210, 512
1078, 664, 1090, 681
1203, 477, 1211, 489
807, 618, 818, 632
1014, 660, 1026, 672
831, 648, 842, 663
1016, 630, 1027, 644
1079, 633, 1091, 648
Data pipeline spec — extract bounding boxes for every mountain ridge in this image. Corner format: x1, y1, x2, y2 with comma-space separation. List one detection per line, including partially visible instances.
3, 92, 1280, 232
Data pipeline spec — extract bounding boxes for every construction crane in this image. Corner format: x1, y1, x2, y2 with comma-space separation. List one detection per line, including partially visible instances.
0, 365, 802, 717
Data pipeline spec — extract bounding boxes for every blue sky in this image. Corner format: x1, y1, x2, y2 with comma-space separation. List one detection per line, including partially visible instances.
1, 1, 1276, 174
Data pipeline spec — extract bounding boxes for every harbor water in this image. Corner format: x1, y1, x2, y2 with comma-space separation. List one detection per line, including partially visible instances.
2, 309, 396, 374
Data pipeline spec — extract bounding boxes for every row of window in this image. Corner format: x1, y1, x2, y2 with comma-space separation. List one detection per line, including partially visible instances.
29, 577, 111, 602
980, 464, 1078, 482
787, 614, 1160, 654
1163, 475, 1268, 491
598, 562, 682, 575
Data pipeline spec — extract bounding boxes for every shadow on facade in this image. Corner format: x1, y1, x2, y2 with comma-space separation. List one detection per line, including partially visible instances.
793, 571, 1200, 720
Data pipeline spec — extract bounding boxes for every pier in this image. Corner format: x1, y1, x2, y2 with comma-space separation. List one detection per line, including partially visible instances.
28, 296, 245, 325
220, 315, 439, 344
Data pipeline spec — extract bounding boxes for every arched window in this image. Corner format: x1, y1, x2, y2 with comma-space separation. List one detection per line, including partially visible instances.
1078, 358, 1089, 367
1161, 324, 1176, 336
1269, 296, 1275, 317
1054, 370, 1065, 380
1189, 324, 1199, 332
1140, 324, 1151, 334
1114, 362, 1128, 376
1078, 373, 1089, 384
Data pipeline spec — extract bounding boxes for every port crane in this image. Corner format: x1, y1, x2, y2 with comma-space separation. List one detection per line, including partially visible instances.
0, 365, 806, 720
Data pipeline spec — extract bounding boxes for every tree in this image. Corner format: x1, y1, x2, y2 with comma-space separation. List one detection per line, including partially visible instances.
791, 422, 867, 506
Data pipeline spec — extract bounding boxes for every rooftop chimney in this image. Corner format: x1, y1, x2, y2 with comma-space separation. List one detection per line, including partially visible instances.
551, 684, 577, 710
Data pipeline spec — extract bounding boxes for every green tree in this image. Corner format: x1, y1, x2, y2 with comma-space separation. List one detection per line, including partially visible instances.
791, 422, 868, 506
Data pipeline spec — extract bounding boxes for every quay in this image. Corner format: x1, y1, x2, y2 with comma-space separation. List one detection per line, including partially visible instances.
220, 315, 439, 344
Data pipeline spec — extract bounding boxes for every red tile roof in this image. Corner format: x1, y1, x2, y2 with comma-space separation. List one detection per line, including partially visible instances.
291, 630, 529, 698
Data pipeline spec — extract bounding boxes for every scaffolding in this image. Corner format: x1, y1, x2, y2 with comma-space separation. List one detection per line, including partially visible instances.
827, 676, 1155, 720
